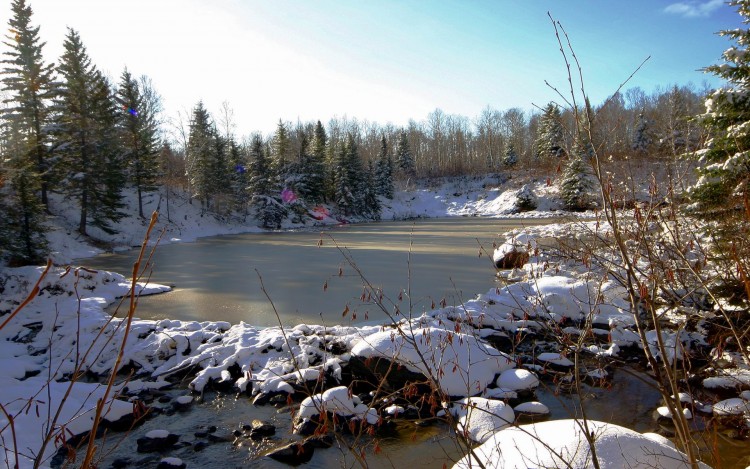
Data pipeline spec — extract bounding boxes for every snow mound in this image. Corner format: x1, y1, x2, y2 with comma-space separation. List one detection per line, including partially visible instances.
453, 397, 515, 444
496, 368, 539, 391
351, 327, 514, 396
514, 401, 549, 415
453, 419, 709, 469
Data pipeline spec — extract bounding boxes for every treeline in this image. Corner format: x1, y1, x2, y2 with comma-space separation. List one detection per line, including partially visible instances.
0, 0, 707, 265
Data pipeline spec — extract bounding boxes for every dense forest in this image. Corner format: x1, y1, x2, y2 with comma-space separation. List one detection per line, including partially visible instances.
0, 0, 716, 266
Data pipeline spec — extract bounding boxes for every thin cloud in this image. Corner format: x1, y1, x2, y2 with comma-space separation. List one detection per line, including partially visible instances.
664, 0, 725, 18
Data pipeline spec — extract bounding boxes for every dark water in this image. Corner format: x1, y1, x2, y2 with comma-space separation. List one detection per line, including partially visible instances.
78, 218, 556, 327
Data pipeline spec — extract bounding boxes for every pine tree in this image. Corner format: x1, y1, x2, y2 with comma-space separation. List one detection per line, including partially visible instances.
116, 69, 161, 218
560, 137, 595, 211
374, 134, 394, 198
186, 101, 214, 211
247, 134, 285, 228
0, 115, 47, 264
272, 119, 291, 186
535, 103, 565, 159
209, 127, 231, 213
632, 111, 652, 156
395, 130, 415, 178
1, 0, 57, 208
227, 138, 250, 214
56, 29, 125, 235
333, 135, 360, 216
502, 142, 518, 167
690, 0, 750, 211
363, 160, 382, 219
301, 120, 327, 204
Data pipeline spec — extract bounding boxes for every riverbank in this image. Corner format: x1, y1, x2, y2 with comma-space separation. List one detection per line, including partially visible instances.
43, 172, 573, 265
3, 213, 746, 468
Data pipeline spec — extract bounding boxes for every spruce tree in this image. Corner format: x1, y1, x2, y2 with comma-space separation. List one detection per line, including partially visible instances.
209, 127, 231, 213
0, 115, 47, 264
502, 142, 518, 167
560, 137, 595, 211
227, 138, 250, 214
186, 101, 214, 211
272, 119, 291, 186
690, 0, 750, 211
116, 69, 161, 218
535, 103, 565, 159
363, 160, 382, 219
1, 0, 57, 208
395, 130, 415, 178
333, 137, 357, 216
374, 134, 394, 198
56, 29, 125, 235
247, 134, 285, 228
301, 121, 327, 204
632, 111, 652, 156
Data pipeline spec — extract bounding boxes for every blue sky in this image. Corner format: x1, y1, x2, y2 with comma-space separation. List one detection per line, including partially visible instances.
2, 0, 743, 135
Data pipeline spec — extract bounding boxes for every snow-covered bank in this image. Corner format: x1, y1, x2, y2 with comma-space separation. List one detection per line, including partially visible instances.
43, 174, 572, 264
1, 215, 725, 468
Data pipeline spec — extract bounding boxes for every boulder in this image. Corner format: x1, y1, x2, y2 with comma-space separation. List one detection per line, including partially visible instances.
136, 430, 179, 453
494, 249, 529, 269
267, 440, 316, 465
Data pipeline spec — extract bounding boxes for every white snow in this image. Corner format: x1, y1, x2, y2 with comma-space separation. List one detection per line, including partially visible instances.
495, 368, 539, 391
713, 398, 750, 416
536, 352, 574, 368
513, 401, 549, 415
145, 429, 171, 439
453, 419, 710, 469
453, 397, 515, 444
350, 327, 514, 396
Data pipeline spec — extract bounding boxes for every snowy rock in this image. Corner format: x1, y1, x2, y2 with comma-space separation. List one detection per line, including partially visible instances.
642, 432, 676, 449
137, 430, 179, 453
248, 419, 276, 440
453, 397, 515, 444
453, 419, 710, 469
298, 386, 357, 421
536, 352, 574, 369
385, 405, 405, 416
267, 439, 316, 465
713, 398, 750, 416
496, 368, 539, 392
351, 327, 514, 396
494, 249, 529, 269
483, 387, 518, 400
513, 401, 549, 415
157, 457, 186, 469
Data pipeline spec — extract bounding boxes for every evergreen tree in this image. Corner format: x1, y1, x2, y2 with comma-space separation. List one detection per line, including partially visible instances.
0, 115, 47, 264
271, 119, 291, 185
247, 135, 285, 228
560, 137, 595, 211
535, 103, 565, 159
363, 160, 382, 219
186, 101, 215, 211
502, 142, 518, 167
632, 111, 653, 156
56, 29, 125, 235
690, 0, 750, 210
227, 138, 250, 214
301, 120, 327, 204
209, 127, 231, 213
395, 130, 415, 178
333, 135, 361, 216
1, 0, 57, 208
374, 134, 394, 198
116, 69, 161, 218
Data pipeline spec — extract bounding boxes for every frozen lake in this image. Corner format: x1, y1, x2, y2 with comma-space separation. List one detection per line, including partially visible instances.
79, 217, 556, 326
